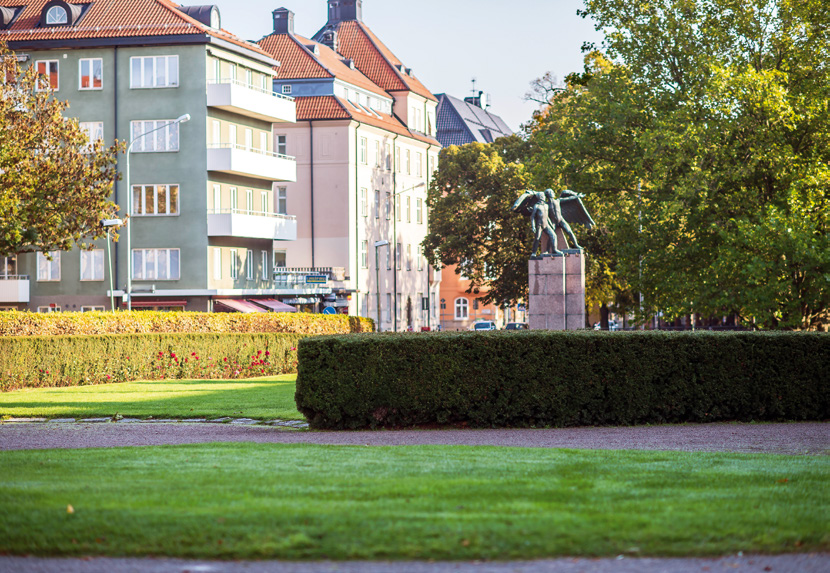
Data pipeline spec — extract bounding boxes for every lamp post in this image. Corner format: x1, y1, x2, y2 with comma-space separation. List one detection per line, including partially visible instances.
100, 218, 123, 312
391, 181, 425, 331
124, 114, 190, 310
374, 240, 389, 332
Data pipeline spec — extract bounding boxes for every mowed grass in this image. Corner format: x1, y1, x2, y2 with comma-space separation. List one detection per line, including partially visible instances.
0, 375, 302, 420
0, 443, 827, 560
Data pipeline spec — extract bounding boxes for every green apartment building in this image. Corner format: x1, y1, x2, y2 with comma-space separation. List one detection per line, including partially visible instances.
0, 0, 319, 312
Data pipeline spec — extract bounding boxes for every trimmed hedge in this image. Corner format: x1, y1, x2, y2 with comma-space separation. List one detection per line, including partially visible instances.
0, 311, 374, 337
295, 331, 830, 429
0, 333, 303, 392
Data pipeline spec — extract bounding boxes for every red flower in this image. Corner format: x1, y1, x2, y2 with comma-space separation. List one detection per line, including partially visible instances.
265, 351, 270, 356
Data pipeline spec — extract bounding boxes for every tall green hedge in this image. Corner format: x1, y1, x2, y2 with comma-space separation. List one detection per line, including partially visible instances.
295, 331, 830, 429
0, 333, 304, 392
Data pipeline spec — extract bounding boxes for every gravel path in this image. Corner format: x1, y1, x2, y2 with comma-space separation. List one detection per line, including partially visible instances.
1, 554, 828, 573
0, 421, 827, 454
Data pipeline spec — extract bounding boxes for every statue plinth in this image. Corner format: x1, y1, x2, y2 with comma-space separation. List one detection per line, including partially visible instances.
528, 250, 586, 331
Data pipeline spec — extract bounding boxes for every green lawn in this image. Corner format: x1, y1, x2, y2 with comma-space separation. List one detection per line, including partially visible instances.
0, 375, 302, 421
0, 443, 826, 560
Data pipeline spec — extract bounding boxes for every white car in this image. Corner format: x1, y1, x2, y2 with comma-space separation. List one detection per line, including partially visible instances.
593, 320, 619, 331
472, 321, 497, 331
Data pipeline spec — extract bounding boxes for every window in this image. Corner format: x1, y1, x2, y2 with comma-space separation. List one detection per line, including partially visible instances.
360, 188, 368, 217
385, 143, 391, 170
245, 69, 253, 88
130, 56, 178, 89
396, 292, 401, 320
213, 248, 222, 280
261, 250, 269, 280
374, 140, 380, 168
132, 184, 179, 216
277, 187, 287, 215
246, 189, 253, 214
406, 244, 411, 271
229, 125, 237, 146
79, 122, 104, 151
406, 196, 411, 223
259, 132, 267, 152
213, 184, 221, 211
416, 198, 423, 224
133, 249, 180, 280
276, 135, 287, 156
385, 293, 391, 322
261, 75, 269, 92
79, 58, 103, 90
385, 192, 391, 220
359, 137, 367, 165
246, 250, 254, 280
212, 120, 221, 144
405, 149, 411, 175
1, 257, 17, 279
417, 245, 424, 271
228, 64, 237, 82
245, 128, 253, 150
230, 187, 238, 212
282, 84, 292, 95
374, 190, 380, 219
37, 252, 60, 281
386, 248, 391, 270
38, 306, 61, 313
261, 191, 269, 215
213, 58, 221, 81
455, 298, 469, 320
274, 251, 286, 268
81, 306, 105, 312
395, 194, 401, 222
396, 242, 401, 270
80, 250, 105, 281
229, 249, 238, 280
416, 153, 423, 177
46, 6, 68, 25
35, 60, 58, 91
361, 240, 368, 269
130, 120, 181, 152
395, 148, 401, 172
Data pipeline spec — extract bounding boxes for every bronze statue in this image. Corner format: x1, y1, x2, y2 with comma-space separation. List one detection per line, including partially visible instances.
512, 189, 595, 257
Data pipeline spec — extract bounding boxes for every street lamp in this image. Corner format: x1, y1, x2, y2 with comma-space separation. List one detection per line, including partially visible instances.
391, 181, 425, 331
100, 218, 123, 311
124, 113, 190, 310
374, 240, 389, 331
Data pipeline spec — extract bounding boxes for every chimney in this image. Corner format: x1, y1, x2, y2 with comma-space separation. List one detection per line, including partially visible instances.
320, 29, 339, 52
327, 0, 363, 26
272, 7, 294, 35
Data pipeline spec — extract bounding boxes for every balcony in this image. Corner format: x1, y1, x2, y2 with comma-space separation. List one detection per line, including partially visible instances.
273, 267, 347, 288
207, 79, 296, 123
0, 276, 30, 303
207, 143, 297, 182
207, 209, 297, 241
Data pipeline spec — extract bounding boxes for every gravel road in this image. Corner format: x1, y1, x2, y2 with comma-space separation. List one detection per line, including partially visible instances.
0, 421, 827, 454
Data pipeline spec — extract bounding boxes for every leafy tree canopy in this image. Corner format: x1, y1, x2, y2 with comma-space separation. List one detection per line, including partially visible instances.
0, 43, 124, 258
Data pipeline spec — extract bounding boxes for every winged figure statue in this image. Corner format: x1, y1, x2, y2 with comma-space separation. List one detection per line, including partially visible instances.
512, 189, 595, 257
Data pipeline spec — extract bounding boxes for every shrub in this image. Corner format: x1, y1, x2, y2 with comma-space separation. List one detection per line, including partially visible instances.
0, 333, 304, 392
0, 311, 373, 337
295, 331, 830, 429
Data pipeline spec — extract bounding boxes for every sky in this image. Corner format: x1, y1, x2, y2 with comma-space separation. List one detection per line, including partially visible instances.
210, 0, 603, 132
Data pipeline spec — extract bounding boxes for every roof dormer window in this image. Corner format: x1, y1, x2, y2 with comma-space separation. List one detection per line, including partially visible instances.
46, 6, 68, 25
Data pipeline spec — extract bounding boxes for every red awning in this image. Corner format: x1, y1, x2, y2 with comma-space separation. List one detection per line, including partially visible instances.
250, 298, 298, 313
215, 299, 267, 313
122, 300, 188, 308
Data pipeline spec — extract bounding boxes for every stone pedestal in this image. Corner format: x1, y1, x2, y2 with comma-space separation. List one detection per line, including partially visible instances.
528, 250, 586, 330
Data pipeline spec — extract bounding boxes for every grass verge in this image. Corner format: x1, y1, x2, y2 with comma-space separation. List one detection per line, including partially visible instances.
0, 444, 826, 560
0, 375, 301, 421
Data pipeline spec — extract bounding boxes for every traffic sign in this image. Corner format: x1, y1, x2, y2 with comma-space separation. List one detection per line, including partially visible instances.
322, 307, 336, 315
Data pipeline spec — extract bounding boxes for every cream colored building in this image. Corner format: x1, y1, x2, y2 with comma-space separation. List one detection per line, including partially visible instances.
258, 2, 441, 330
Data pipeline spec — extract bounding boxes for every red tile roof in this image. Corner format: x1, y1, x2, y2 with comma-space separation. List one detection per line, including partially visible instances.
297, 95, 439, 147
297, 34, 389, 99
257, 32, 330, 79
336, 20, 437, 102
0, 0, 273, 60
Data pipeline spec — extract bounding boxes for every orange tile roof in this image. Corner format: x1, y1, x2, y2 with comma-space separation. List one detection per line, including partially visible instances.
296, 34, 389, 99
257, 32, 330, 79
336, 20, 437, 102
297, 95, 439, 147
0, 0, 273, 60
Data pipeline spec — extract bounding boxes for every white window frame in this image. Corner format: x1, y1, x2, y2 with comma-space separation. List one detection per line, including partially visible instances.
261, 250, 269, 280
132, 248, 180, 281
246, 250, 254, 280
213, 248, 222, 280
213, 184, 221, 211
361, 240, 368, 269
416, 152, 423, 177
79, 250, 105, 282
259, 132, 267, 152
46, 6, 68, 25
230, 187, 238, 212
276, 135, 287, 156
37, 252, 61, 282
406, 244, 412, 271
359, 137, 367, 165
395, 194, 401, 222
246, 189, 253, 215
360, 188, 368, 217
81, 306, 105, 312
130, 55, 179, 89
131, 184, 180, 216
34, 60, 59, 91
79, 58, 103, 90
374, 140, 380, 168
38, 306, 62, 313
245, 128, 253, 151
396, 242, 402, 270
277, 187, 287, 215
212, 120, 221, 145
260, 190, 269, 215
455, 297, 469, 320
282, 84, 292, 95
416, 198, 423, 224
406, 196, 411, 223
229, 249, 238, 280
374, 190, 380, 219
130, 120, 181, 153
417, 245, 424, 271
78, 121, 104, 152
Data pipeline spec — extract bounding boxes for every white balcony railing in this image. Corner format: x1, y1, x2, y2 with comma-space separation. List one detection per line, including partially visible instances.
207, 209, 297, 241
207, 143, 297, 182
207, 79, 296, 123
0, 275, 30, 303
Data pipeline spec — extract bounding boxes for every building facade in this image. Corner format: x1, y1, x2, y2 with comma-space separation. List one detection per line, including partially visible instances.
0, 0, 321, 313
434, 91, 521, 330
257, 1, 441, 330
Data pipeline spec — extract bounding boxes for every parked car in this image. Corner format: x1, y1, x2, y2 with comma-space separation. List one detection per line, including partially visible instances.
593, 320, 619, 331
472, 321, 498, 331
503, 322, 529, 331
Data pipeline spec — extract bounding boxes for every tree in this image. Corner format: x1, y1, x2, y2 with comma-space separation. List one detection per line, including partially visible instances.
0, 43, 123, 258
529, 0, 830, 330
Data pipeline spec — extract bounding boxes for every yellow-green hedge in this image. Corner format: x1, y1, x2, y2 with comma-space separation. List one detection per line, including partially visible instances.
0, 311, 374, 337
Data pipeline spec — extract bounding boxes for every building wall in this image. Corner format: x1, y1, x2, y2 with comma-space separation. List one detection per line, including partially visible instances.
439, 264, 525, 330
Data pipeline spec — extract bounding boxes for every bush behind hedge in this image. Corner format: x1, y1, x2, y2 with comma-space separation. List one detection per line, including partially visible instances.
295, 331, 830, 429
0, 333, 304, 392
0, 311, 373, 337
